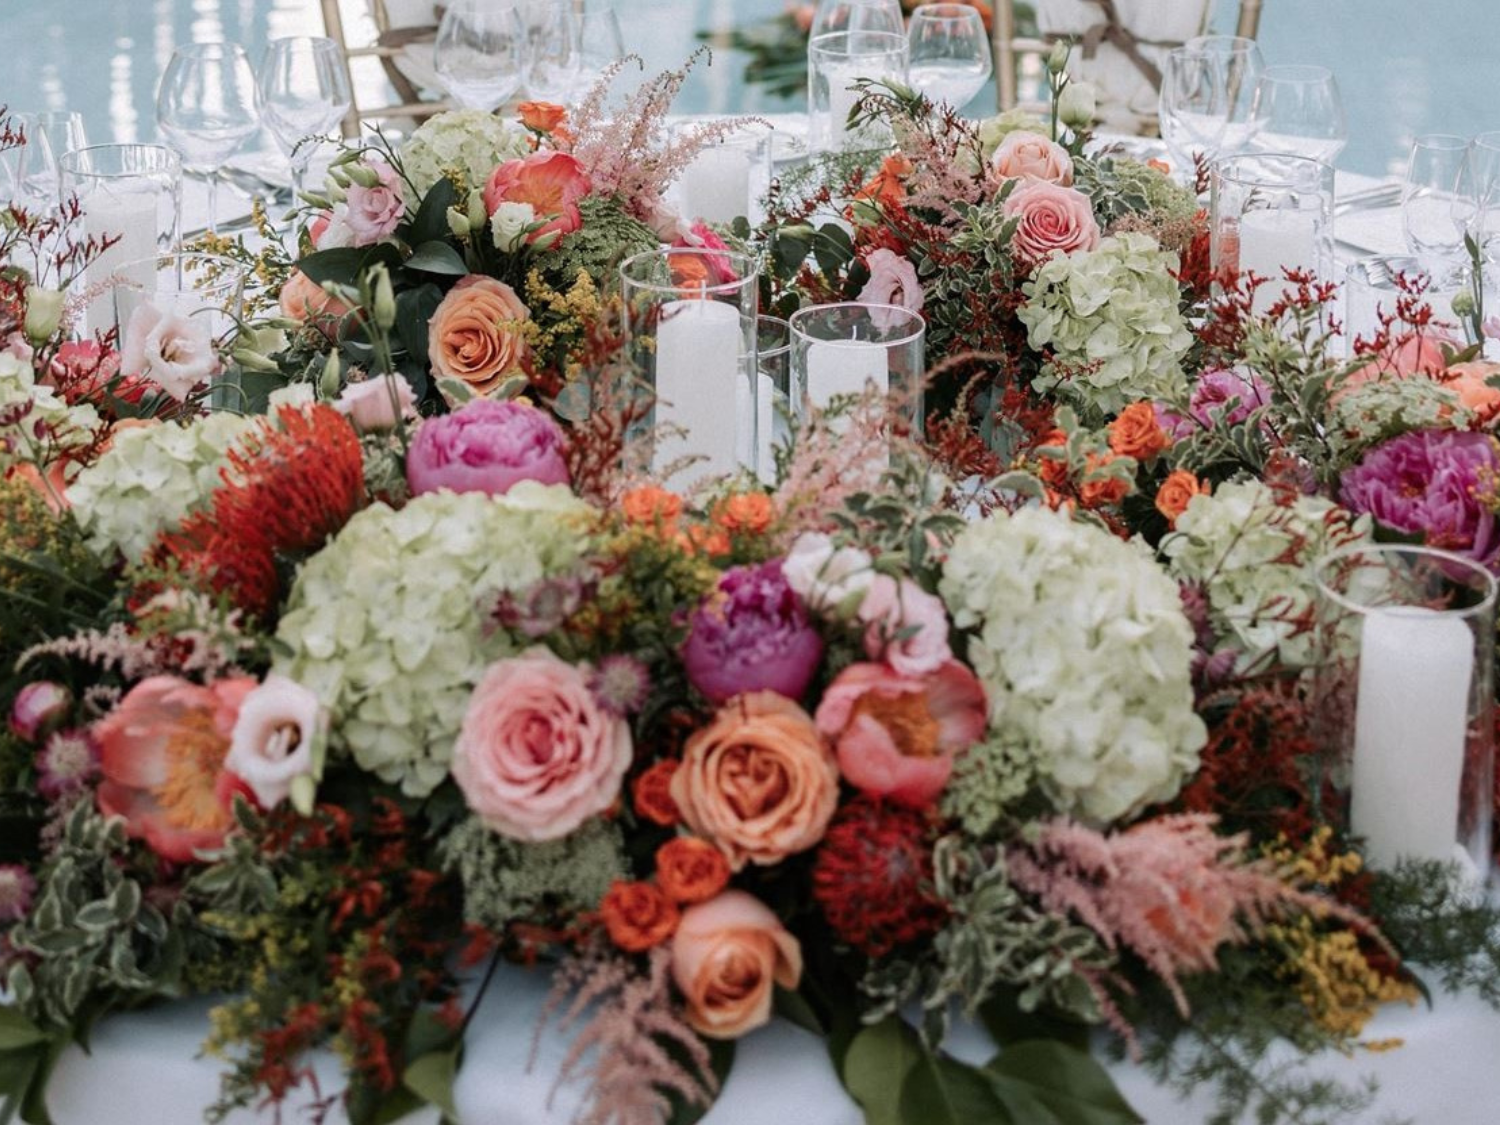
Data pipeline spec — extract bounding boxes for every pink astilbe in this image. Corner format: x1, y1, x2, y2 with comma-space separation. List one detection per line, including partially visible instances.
1006, 813, 1356, 1018
535, 940, 717, 1125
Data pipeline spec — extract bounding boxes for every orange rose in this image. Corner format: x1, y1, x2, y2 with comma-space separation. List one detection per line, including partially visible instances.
278, 269, 355, 339
679, 524, 731, 558
1108, 402, 1169, 460
633, 759, 682, 827
1443, 361, 1500, 425
1034, 428, 1070, 489
600, 880, 680, 952
655, 837, 730, 905
427, 275, 531, 396
670, 692, 838, 871
670, 890, 802, 1039
713, 492, 774, 535
620, 485, 683, 531
854, 154, 914, 210
1155, 469, 1210, 526
517, 101, 568, 134
1078, 452, 1130, 508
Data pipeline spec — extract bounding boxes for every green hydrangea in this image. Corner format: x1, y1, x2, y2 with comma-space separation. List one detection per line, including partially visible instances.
1160, 479, 1373, 669
976, 109, 1049, 162
1017, 232, 1195, 417
68, 412, 255, 562
272, 484, 594, 796
0, 351, 99, 474
940, 506, 1205, 824
399, 110, 531, 198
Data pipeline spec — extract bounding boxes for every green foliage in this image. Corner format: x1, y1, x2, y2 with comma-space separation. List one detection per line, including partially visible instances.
1368, 859, 1500, 1009
536, 195, 659, 287
940, 733, 1042, 839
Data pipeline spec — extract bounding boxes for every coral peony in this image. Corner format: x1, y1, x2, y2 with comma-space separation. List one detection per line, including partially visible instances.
670, 890, 802, 1039
406, 399, 569, 497
1002, 180, 1100, 262
483, 151, 590, 246
682, 561, 824, 705
427, 275, 532, 397
1443, 360, 1500, 424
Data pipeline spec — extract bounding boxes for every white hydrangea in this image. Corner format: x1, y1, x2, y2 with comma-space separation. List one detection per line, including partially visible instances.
1017, 232, 1194, 417
68, 412, 254, 562
0, 351, 99, 473
399, 110, 532, 198
1160, 479, 1373, 670
273, 484, 594, 797
940, 506, 1205, 824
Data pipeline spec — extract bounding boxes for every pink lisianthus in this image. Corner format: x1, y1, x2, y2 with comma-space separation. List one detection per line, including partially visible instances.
452, 647, 632, 841
856, 248, 924, 330
682, 560, 824, 705
93, 675, 257, 863
856, 575, 952, 676
224, 675, 323, 811
1002, 180, 1100, 262
814, 661, 987, 807
9, 681, 71, 742
120, 302, 222, 400
334, 374, 417, 432
343, 161, 406, 245
406, 399, 570, 497
991, 130, 1074, 186
483, 151, 591, 247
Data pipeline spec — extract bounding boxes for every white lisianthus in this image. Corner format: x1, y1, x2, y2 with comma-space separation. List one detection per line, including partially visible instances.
941, 506, 1206, 824
226, 674, 325, 810
490, 201, 537, 252
781, 532, 877, 616
399, 110, 531, 197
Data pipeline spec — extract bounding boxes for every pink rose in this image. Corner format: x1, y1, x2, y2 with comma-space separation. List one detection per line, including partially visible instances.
343, 161, 406, 246
991, 130, 1074, 186
406, 399, 569, 497
1003, 180, 1100, 262
452, 647, 632, 841
483, 151, 591, 247
120, 302, 222, 400
857, 575, 952, 676
9, 681, 71, 743
856, 248, 924, 330
814, 661, 987, 807
671, 890, 802, 1039
224, 674, 323, 810
334, 374, 417, 432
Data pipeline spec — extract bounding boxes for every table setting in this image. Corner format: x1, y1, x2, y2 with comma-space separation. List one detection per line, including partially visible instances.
0, 2, 1498, 1124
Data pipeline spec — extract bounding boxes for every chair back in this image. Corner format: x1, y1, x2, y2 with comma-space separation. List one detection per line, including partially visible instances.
320, 0, 449, 137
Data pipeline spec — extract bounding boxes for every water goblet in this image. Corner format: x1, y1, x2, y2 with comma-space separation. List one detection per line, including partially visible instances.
256, 36, 353, 200
434, 0, 527, 111
157, 42, 260, 233
907, 4, 992, 112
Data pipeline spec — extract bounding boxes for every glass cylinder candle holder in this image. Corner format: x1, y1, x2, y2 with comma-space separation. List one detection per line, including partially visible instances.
807, 31, 907, 156
1313, 544, 1495, 882
619, 247, 760, 492
1210, 152, 1335, 317
788, 302, 925, 427
754, 314, 792, 483
671, 120, 775, 228
60, 144, 183, 333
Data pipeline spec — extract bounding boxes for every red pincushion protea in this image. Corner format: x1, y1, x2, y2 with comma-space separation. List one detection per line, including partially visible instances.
811, 797, 947, 958
155, 405, 366, 620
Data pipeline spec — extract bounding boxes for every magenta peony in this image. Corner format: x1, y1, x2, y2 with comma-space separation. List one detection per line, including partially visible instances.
682, 560, 824, 704
406, 399, 570, 497
1157, 367, 1270, 439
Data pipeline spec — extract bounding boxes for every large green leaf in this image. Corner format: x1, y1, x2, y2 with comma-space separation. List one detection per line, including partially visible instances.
899, 1050, 1010, 1125
403, 1048, 459, 1120
297, 244, 402, 287
984, 1041, 1143, 1125
394, 283, 444, 372
772, 986, 825, 1038
0, 1012, 45, 1054
405, 241, 469, 277
978, 990, 1091, 1052
842, 1017, 923, 1125
407, 177, 457, 245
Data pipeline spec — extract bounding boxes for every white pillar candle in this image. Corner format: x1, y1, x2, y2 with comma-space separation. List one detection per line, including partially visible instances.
806, 339, 888, 409
678, 144, 752, 226
755, 372, 779, 485
653, 299, 746, 489
1351, 607, 1474, 869
83, 190, 160, 334
1237, 209, 1319, 316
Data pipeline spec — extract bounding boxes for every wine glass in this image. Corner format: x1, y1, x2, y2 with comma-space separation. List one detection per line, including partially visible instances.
1158, 47, 1227, 181
1403, 134, 1474, 284
524, 0, 581, 103
434, 0, 527, 112
811, 0, 905, 38
1186, 35, 1264, 155
2, 114, 61, 205
575, 2, 625, 100
156, 43, 260, 234
1248, 64, 1347, 165
1469, 131, 1500, 265
256, 37, 352, 201
906, 4, 992, 111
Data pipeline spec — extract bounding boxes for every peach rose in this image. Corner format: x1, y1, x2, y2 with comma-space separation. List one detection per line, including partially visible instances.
279, 269, 355, 339
427, 275, 531, 396
1003, 180, 1100, 262
670, 692, 839, 872
991, 130, 1074, 186
1443, 360, 1500, 424
483, 151, 590, 246
1155, 469, 1210, 526
1108, 401, 1170, 460
670, 890, 802, 1039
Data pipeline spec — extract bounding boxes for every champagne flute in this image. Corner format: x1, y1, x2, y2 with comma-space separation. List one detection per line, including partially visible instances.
256, 37, 352, 202
1186, 35, 1264, 155
524, 0, 581, 103
906, 4, 992, 111
156, 43, 259, 233
1403, 134, 1474, 284
1248, 65, 1347, 165
434, 0, 527, 112
1158, 47, 1227, 181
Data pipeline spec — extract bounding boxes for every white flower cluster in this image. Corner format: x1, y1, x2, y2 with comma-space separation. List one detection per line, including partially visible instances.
1161, 479, 1372, 669
940, 505, 1206, 823
0, 351, 99, 475
68, 411, 254, 562
272, 484, 593, 797
399, 110, 531, 198
1017, 231, 1194, 417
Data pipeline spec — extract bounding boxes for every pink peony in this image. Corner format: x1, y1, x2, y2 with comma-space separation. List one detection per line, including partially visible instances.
1002, 180, 1100, 262
224, 675, 323, 810
120, 302, 222, 400
814, 661, 987, 807
9, 681, 71, 743
483, 151, 591, 246
856, 248, 925, 330
856, 575, 952, 676
406, 398, 570, 497
451, 647, 632, 841
991, 130, 1074, 186
334, 374, 417, 432
682, 560, 824, 705
343, 161, 405, 245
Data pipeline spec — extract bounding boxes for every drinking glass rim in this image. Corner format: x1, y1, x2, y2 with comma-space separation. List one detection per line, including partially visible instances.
1410, 132, 1471, 152
265, 35, 342, 55
809, 30, 908, 56
908, 3, 985, 23
1186, 34, 1260, 55
619, 247, 760, 298
788, 302, 926, 347
57, 143, 181, 178
1210, 151, 1335, 189
170, 41, 252, 61
109, 251, 250, 296
1313, 543, 1498, 619
1258, 64, 1335, 84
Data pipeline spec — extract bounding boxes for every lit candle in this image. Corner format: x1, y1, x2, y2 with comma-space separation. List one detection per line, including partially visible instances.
678, 144, 752, 226
83, 190, 160, 333
653, 299, 747, 489
1351, 607, 1473, 869
1237, 209, 1319, 316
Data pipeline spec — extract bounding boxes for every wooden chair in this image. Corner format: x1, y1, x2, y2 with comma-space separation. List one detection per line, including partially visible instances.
992, 0, 1265, 134
320, 0, 452, 137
